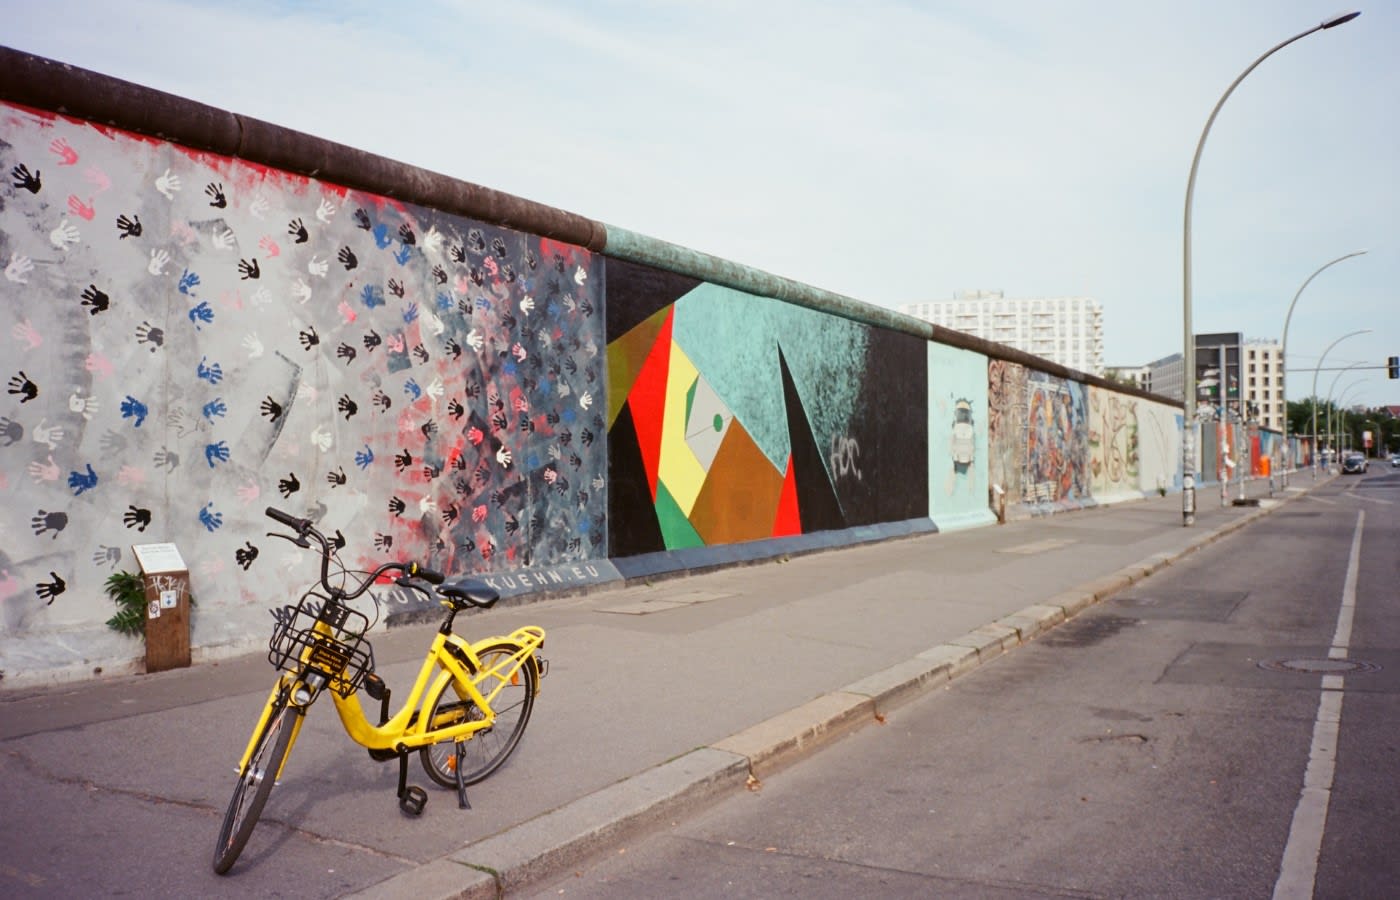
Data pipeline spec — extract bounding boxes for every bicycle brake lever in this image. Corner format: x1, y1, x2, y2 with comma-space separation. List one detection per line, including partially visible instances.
267, 531, 313, 548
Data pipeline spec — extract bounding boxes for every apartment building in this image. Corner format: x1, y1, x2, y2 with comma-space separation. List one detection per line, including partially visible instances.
901, 291, 1104, 377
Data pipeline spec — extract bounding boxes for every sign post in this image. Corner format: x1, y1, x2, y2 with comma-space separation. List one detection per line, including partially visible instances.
132, 543, 191, 673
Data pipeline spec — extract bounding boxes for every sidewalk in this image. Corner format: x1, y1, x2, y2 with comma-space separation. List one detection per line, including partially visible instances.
342, 475, 1320, 899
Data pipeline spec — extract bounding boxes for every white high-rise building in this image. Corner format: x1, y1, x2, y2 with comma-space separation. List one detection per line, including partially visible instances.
901, 291, 1104, 377
1244, 339, 1284, 432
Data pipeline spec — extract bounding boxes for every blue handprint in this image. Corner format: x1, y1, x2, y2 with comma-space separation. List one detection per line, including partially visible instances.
120, 395, 149, 427
205, 440, 230, 467
67, 463, 98, 496
403, 378, 422, 401
178, 268, 201, 296
199, 502, 224, 532
354, 444, 375, 469
202, 398, 227, 420
476, 297, 493, 313
197, 356, 223, 384
361, 284, 385, 309
436, 292, 453, 311
372, 224, 392, 248
402, 302, 419, 324
394, 244, 412, 265
188, 301, 214, 329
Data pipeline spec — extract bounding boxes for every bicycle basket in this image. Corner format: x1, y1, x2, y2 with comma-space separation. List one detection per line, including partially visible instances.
267, 597, 374, 697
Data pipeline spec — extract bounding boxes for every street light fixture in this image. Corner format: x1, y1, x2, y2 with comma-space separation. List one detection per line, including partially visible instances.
1311, 329, 1371, 475
1181, 10, 1361, 525
1333, 381, 1368, 457
1279, 250, 1367, 486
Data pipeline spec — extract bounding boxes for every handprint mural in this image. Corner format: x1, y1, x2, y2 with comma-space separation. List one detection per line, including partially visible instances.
0, 100, 605, 650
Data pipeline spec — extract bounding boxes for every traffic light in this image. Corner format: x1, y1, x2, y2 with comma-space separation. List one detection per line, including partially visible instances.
1389, 355, 1399, 379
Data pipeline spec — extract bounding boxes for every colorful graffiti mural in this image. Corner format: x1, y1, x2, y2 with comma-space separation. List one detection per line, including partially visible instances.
0, 101, 606, 652
1088, 386, 1140, 501
605, 260, 928, 556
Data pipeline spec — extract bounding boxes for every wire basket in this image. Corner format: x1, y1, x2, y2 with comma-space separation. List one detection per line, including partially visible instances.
267, 597, 374, 697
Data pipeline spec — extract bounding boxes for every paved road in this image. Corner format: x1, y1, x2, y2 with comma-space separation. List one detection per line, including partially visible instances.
526, 468, 1400, 898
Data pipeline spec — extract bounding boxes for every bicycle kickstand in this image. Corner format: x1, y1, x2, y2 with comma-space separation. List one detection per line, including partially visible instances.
454, 741, 471, 810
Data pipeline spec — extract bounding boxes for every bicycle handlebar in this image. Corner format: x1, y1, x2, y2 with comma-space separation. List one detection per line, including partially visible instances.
264, 506, 443, 599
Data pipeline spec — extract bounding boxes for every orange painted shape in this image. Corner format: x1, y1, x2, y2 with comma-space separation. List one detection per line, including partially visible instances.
688, 419, 785, 545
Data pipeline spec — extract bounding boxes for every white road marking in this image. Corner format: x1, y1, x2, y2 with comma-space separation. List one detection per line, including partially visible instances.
1272, 510, 1363, 900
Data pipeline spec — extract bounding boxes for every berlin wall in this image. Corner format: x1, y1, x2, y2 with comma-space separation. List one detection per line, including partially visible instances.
2, 48, 1197, 686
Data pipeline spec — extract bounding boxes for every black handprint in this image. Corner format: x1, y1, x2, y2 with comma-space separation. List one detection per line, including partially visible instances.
260, 396, 284, 421
422, 463, 442, 480
559, 428, 573, 447
153, 447, 179, 471
116, 214, 142, 238
363, 330, 382, 352
420, 419, 437, 438
0, 416, 21, 446
235, 541, 259, 570
491, 412, 508, 433
337, 247, 357, 270
394, 449, 413, 471
581, 428, 595, 447
502, 312, 517, 330
205, 182, 227, 208
397, 223, 416, 245
491, 237, 507, 258
373, 391, 391, 412
277, 473, 301, 498
448, 399, 464, 420
569, 452, 583, 470
31, 509, 68, 538
518, 414, 534, 433
454, 477, 472, 497
237, 258, 261, 280
464, 382, 480, 400
374, 533, 393, 551
451, 244, 466, 263
8, 371, 38, 403
469, 266, 485, 287
93, 545, 121, 567
467, 228, 485, 252
353, 208, 372, 230
432, 265, 448, 285
501, 265, 516, 284
288, 217, 309, 243
135, 321, 164, 351
413, 344, 429, 363
491, 489, 508, 508
330, 529, 347, 552
388, 278, 404, 298
298, 327, 319, 350
525, 250, 538, 270
123, 505, 152, 532
338, 395, 358, 420
326, 467, 347, 487
36, 572, 67, 605
474, 464, 491, 485
505, 514, 519, 535
80, 284, 111, 315
11, 163, 41, 193
388, 496, 405, 516
336, 343, 357, 365
440, 502, 459, 525
445, 339, 462, 360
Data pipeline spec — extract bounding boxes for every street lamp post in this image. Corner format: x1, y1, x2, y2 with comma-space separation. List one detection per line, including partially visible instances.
1181, 10, 1361, 526
1311, 329, 1371, 475
1279, 250, 1367, 487
1333, 382, 1366, 458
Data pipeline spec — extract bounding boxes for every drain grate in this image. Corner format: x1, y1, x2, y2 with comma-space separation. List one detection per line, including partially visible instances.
1258, 657, 1381, 675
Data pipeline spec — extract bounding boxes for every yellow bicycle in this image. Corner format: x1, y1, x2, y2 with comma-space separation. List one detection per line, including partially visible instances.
212, 507, 547, 875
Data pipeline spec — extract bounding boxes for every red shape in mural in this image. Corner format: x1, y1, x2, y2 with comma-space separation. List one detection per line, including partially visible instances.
772, 455, 802, 538
626, 307, 674, 501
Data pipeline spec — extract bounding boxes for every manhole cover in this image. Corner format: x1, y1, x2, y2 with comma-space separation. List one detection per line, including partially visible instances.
1257, 657, 1381, 675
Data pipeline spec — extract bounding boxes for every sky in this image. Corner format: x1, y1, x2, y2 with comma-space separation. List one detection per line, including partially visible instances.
5, 0, 1398, 409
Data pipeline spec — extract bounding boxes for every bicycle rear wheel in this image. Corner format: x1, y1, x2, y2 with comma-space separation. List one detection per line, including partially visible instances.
212, 694, 300, 874
420, 642, 537, 788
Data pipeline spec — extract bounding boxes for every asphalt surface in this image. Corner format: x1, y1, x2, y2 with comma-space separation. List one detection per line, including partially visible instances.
0, 473, 1320, 898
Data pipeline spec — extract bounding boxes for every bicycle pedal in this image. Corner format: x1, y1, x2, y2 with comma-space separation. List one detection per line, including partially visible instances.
399, 785, 427, 816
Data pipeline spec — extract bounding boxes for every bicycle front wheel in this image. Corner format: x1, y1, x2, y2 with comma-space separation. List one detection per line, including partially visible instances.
420, 642, 537, 788
212, 695, 300, 874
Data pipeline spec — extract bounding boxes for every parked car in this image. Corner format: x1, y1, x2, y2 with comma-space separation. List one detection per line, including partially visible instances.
1391, 455, 1400, 468
1341, 453, 1368, 474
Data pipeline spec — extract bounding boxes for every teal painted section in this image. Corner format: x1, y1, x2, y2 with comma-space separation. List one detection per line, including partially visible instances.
927, 343, 994, 530
672, 282, 869, 471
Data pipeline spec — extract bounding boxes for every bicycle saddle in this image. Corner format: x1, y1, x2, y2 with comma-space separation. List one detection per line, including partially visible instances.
438, 578, 500, 609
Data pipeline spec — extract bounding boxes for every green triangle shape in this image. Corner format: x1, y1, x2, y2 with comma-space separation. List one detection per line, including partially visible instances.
655, 480, 705, 549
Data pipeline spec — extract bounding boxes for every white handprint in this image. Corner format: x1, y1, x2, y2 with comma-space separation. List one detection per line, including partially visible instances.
592, 475, 605, 490
311, 427, 333, 452
315, 198, 337, 223
579, 391, 594, 410
250, 196, 269, 219
520, 295, 535, 316
422, 226, 444, 254
426, 377, 444, 399
548, 444, 562, 461
242, 333, 264, 358
573, 265, 588, 285
148, 248, 171, 276
68, 391, 99, 420
419, 495, 438, 515
5, 255, 34, 283
33, 419, 64, 450
308, 256, 329, 277
49, 218, 81, 249
465, 328, 484, 352
421, 308, 445, 337
556, 381, 572, 399
28, 455, 59, 482
562, 294, 577, 312
292, 278, 313, 304
155, 168, 182, 199
212, 227, 236, 250
496, 446, 513, 468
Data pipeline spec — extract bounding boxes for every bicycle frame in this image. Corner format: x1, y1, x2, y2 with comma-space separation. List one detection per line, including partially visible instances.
234, 620, 545, 774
